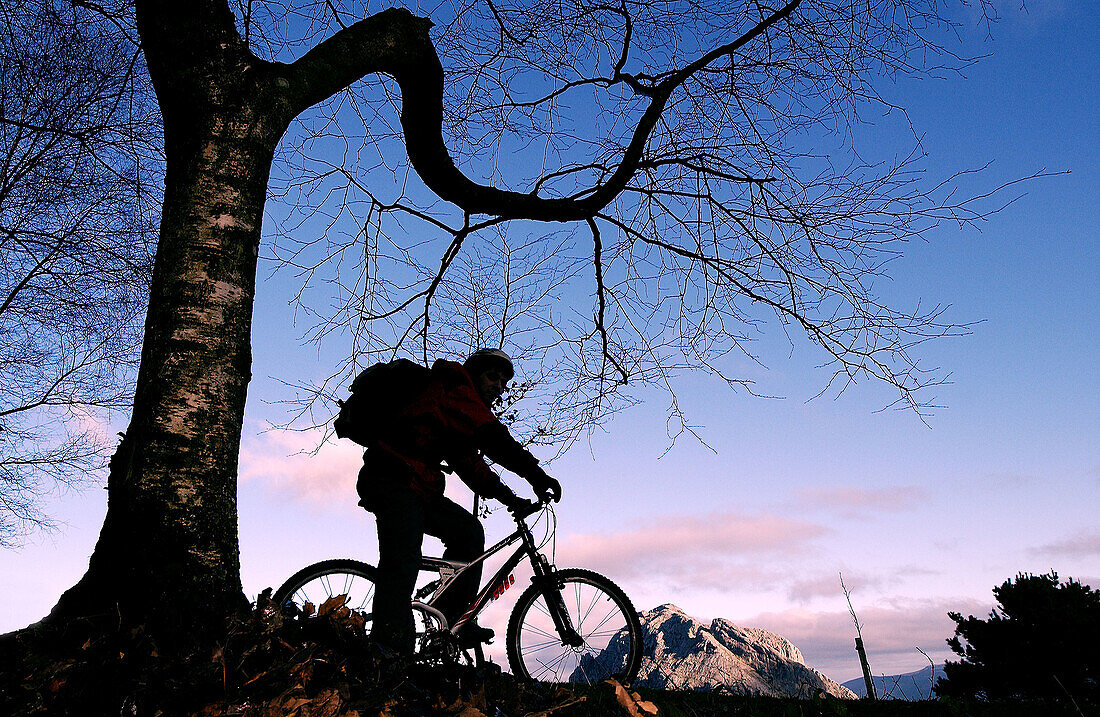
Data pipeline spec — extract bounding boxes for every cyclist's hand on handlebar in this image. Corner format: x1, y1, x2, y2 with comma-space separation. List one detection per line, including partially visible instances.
498, 489, 538, 515
513, 498, 542, 518
529, 471, 562, 503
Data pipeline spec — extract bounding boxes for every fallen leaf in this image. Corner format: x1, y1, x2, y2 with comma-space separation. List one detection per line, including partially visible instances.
604, 679, 658, 717
274, 695, 311, 717
313, 688, 343, 717
319, 594, 348, 617
630, 691, 658, 717
455, 707, 486, 717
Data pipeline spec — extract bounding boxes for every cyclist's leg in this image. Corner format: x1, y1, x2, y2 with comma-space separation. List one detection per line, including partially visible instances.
421, 495, 485, 627
370, 484, 426, 658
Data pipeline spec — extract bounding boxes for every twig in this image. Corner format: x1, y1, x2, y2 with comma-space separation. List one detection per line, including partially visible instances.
915, 646, 936, 700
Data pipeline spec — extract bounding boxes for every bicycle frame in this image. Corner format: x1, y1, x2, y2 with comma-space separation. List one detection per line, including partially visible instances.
411, 506, 581, 645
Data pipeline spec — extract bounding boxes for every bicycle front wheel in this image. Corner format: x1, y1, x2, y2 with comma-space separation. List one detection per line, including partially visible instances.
506, 568, 643, 685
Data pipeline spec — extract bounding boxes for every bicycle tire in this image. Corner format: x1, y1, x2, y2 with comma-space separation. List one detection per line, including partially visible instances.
272, 559, 480, 668
272, 558, 378, 613
506, 568, 643, 686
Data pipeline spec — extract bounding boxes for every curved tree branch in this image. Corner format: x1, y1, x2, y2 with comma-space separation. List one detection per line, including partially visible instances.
281, 2, 801, 221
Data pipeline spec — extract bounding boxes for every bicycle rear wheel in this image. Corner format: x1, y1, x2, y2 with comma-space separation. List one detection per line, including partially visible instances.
272, 558, 378, 614
506, 568, 642, 685
272, 559, 480, 667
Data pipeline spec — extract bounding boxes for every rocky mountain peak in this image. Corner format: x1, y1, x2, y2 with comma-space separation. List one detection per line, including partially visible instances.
621, 604, 855, 698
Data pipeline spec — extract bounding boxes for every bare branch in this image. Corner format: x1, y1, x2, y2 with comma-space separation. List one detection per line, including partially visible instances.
1, 0, 158, 544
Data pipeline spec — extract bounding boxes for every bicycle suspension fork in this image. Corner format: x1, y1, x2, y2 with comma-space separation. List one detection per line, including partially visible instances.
520, 521, 584, 648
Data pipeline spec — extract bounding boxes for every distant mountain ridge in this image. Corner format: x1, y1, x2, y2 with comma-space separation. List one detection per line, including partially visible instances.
583, 604, 856, 698
842, 664, 946, 700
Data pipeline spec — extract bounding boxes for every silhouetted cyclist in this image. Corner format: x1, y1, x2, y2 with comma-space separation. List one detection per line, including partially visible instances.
357, 348, 561, 660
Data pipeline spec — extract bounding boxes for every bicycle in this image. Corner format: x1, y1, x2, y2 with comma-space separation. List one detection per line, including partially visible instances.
272, 497, 644, 685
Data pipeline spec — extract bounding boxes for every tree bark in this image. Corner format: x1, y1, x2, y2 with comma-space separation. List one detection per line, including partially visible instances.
48, 0, 294, 647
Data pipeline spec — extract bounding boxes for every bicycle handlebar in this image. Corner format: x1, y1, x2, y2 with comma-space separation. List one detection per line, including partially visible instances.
507, 497, 547, 521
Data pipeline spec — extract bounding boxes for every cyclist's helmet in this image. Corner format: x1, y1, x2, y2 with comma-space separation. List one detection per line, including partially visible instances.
463, 348, 515, 381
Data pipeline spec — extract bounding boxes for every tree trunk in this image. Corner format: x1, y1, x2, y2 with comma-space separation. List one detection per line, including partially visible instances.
48, 0, 292, 649
36, 0, 547, 652
855, 637, 877, 699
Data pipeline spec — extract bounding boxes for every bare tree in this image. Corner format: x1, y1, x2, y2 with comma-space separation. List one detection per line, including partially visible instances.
0, 0, 1027, 664
261, 0, 1035, 455
0, 0, 160, 546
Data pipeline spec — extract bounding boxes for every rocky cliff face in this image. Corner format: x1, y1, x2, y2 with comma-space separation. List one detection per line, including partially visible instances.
583, 604, 856, 698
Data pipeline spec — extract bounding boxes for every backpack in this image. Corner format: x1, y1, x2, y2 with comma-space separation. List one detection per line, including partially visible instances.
333, 358, 431, 446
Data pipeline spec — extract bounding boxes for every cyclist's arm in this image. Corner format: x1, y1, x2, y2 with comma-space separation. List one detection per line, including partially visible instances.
445, 447, 514, 502
473, 421, 546, 482
440, 379, 550, 487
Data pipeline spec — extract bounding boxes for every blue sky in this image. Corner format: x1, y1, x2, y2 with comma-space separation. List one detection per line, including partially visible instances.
2, 2, 1097, 684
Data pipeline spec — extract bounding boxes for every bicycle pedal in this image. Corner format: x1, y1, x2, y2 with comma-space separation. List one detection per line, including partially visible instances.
457, 624, 495, 648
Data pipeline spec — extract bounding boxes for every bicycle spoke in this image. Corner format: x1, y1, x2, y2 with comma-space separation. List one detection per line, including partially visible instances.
532, 655, 564, 681
522, 622, 559, 642
508, 571, 641, 686
574, 658, 594, 685
523, 636, 568, 653
531, 598, 553, 619
587, 606, 623, 637
535, 646, 573, 680
574, 583, 601, 634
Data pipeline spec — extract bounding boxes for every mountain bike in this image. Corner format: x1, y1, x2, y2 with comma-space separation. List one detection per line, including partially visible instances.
272, 498, 644, 685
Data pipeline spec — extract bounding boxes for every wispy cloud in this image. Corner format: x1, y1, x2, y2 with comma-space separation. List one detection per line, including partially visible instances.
1028, 530, 1100, 559
740, 597, 989, 680
557, 512, 827, 588
786, 565, 940, 604
788, 572, 878, 604
791, 485, 927, 518
238, 426, 361, 502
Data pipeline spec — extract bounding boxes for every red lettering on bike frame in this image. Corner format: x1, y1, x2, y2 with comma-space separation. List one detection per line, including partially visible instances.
491, 573, 516, 601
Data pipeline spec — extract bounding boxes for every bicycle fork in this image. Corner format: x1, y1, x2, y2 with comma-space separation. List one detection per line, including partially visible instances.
531, 554, 584, 648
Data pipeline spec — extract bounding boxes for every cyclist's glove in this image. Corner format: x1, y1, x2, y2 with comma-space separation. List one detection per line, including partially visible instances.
498, 488, 539, 515
528, 469, 562, 503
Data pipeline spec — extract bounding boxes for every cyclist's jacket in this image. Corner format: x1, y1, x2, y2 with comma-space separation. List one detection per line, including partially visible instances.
357, 359, 546, 508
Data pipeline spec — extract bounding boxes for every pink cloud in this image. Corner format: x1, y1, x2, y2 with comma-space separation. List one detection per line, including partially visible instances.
794, 485, 927, 516
1028, 530, 1100, 559
788, 573, 878, 604
787, 566, 940, 604
238, 426, 362, 502
741, 597, 990, 681
556, 512, 828, 585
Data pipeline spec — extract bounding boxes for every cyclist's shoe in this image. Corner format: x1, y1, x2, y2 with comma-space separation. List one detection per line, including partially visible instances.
456, 622, 495, 648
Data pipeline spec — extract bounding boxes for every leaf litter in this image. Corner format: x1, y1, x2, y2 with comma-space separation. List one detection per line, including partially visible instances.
0, 589, 655, 716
